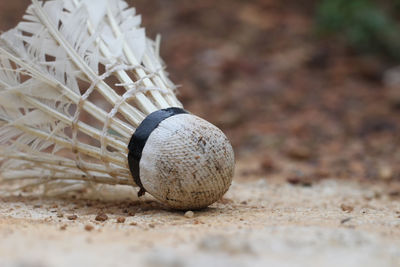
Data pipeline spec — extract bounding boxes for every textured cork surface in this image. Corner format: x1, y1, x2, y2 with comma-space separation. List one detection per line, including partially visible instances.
140, 114, 234, 210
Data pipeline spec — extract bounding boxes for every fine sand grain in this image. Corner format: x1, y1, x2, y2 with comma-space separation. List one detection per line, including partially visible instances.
1, 170, 400, 267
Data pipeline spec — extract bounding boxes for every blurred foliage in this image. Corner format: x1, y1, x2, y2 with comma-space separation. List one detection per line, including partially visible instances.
316, 0, 400, 60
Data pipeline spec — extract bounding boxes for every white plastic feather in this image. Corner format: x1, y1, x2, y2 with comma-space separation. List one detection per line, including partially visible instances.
0, 0, 234, 210
0, 0, 180, 191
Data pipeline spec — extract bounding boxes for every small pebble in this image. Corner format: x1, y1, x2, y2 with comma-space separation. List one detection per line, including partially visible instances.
130, 222, 137, 226
67, 215, 78, 220
340, 204, 354, 213
287, 176, 312, 187
60, 225, 67, 230
260, 157, 275, 172
389, 191, 400, 198
84, 225, 94, 232
95, 213, 108, 222
148, 223, 155, 228
340, 217, 352, 224
116, 217, 126, 223
184, 211, 194, 218
286, 145, 312, 160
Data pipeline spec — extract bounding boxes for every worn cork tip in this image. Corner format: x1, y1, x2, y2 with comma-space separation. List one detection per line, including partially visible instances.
138, 114, 235, 210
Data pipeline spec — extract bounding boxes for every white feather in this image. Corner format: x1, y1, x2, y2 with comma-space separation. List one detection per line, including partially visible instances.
81, 0, 108, 28
0, 0, 182, 195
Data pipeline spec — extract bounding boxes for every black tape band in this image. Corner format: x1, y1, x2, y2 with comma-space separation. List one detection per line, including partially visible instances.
127, 107, 188, 196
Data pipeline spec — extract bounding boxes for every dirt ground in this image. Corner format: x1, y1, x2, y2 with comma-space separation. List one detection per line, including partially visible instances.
1, 160, 400, 267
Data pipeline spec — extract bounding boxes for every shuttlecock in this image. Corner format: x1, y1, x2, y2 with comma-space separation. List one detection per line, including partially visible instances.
0, 0, 234, 210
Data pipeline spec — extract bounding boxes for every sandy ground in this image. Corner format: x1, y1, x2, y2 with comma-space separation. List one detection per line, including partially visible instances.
1, 163, 400, 267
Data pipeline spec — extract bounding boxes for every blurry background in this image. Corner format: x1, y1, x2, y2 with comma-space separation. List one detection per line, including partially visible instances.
1, 0, 399, 183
